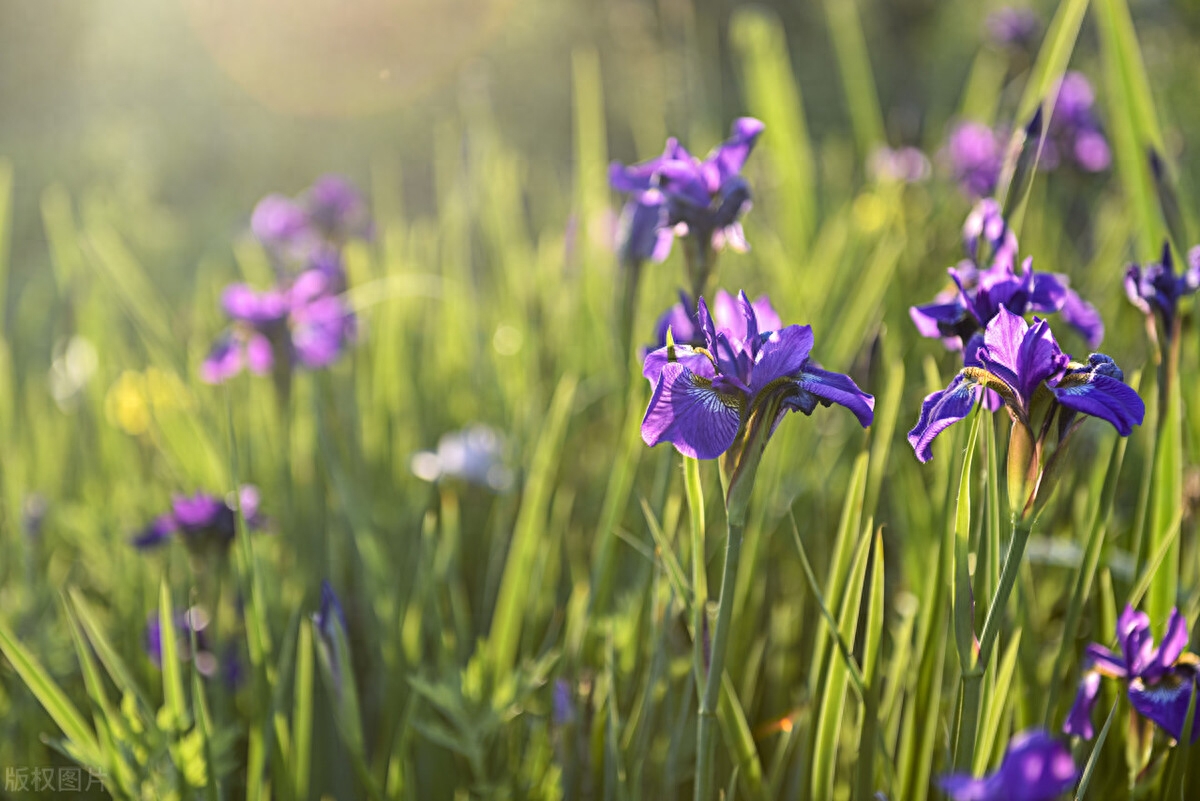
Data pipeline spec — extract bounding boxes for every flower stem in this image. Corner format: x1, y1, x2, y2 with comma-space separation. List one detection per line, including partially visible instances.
954, 515, 1034, 770
694, 518, 744, 801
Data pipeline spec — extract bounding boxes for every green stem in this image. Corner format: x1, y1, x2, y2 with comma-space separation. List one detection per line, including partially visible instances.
695, 519, 744, 801
956, 516, 1034, 770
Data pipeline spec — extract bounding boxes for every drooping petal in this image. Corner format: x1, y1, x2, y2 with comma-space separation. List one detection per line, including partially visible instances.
908, 374, 981, 463
1063, 671, 1102, 739
618, 190, 670, 264
793, 364, 874, 427
1058, 286, 1105, 348
747, 325, 814, 393
1128, 670, 1200, 743
609, 158, 664, 195
641, 362, 742, 460
1051, 373, 1145, 437
910, 299, 968, 342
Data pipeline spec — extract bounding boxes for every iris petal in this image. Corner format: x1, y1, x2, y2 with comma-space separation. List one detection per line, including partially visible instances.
1051, 373, 1145, 437
908, 375, 981, 463
641, 362, 742, 460
795, 365, 874, 428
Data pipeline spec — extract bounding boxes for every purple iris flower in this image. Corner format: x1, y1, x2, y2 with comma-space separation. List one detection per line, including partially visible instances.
610, 118, 765, 261
909, 307, 1144, 463
945, 122, 1004, 198
986, 8, 1040, 49
939, 729, 1077, 801
641, 292, 873, 460
131, 486, 266, 551
1065, 605, 1200, 742
911, 201, 1104, 353
1042, 73, 1111, 174
648, 289, 781, 357
251, 175, 372, 264
1125, 242, 1200, 334
201, 269, 356, 384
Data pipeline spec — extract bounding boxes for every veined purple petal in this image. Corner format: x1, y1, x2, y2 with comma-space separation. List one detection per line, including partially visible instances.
794, 365, 874, 427
1014, 317, 1068, 407
908, 374, 981, 463
1063, 672, 1102, 739
748, 325, 814, 393
975, 307, 1028, 400
1129, 670, 1200, 743
641, 362, 742, 460
939, 729, 1077, 801
1051, 372, 1145, 437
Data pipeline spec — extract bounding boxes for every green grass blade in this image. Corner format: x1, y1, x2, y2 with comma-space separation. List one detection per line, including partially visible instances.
811, 522, 872, 800
730, 7, 816, 256
973, 630, 1022, 776
953, 408, 982, 675
1146, 369, 1182, 634
0, 616, 100, 763
292, 620, 315, 801
1074, 701, 1118, 800
157, 580, 190, 733
821, 0, 886, 156
1095, 0, 1166, 258
489, 374, 577, 677
855, 530, 886, 801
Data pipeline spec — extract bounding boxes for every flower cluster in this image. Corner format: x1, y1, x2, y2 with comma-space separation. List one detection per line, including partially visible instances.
939, 729, 1077, 801
641, 292, 873, 461
202, 176, 370, 385
131, 486, 266, 553
911, 200, 1103, 354
609, 118, 764, 265
1065, 605, 1199, 743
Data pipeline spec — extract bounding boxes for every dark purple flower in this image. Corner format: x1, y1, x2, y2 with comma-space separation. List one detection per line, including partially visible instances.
610, 118, 764, 258
909, 308, 1144, 462
911, 202, 1103, 352
1065, 605, 1200, 742
986, 7, 1040, 48
132, 486, 265, 552
939, 729, 1077, 801
641, 292, 873, 460
1125, 242, 1200, 334
946, 122, 1003, 198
